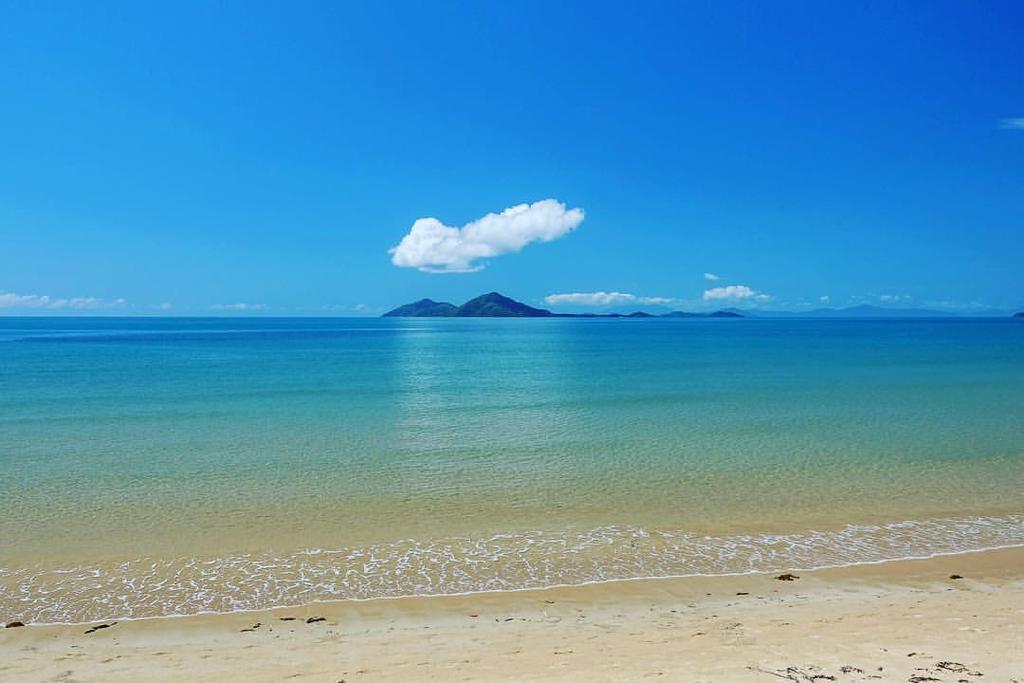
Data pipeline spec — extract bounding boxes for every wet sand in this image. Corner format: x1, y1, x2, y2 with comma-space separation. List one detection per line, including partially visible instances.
2, 547, 1022, 682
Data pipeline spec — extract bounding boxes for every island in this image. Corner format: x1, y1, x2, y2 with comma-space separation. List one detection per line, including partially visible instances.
380, 299, 459, 317
383, 292, 743, 318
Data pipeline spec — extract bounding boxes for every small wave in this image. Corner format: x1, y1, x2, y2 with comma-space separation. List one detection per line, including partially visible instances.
2, 514, 1022, 625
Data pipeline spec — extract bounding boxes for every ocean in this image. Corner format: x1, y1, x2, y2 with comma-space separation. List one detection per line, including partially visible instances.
1, 316, 1022, 624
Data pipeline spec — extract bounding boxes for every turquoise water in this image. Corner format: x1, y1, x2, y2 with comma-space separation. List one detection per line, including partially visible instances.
1, 316, 1023, 623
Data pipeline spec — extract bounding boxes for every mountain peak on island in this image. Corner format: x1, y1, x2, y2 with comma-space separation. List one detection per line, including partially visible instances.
456, 292, 552, 317
382, 292, 552, 317
381, 298, 458, 317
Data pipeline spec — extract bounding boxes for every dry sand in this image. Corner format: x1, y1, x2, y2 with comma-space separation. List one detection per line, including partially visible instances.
2, 547, 1022, 682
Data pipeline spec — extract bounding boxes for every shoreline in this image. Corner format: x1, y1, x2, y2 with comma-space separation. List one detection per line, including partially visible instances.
8, 539, 1024, 629
4, 545, 1022, 681
6, 510, 1023, 628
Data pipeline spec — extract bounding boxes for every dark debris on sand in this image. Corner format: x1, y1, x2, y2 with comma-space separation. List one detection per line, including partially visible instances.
750, 665, 836, 681
84, 622, 117, 635
776, 574, 800, 581
752, 659, 986, 682
935, 661, 982, 676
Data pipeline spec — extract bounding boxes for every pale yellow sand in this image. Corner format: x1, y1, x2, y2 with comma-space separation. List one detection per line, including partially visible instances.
2, 548, 1022, 682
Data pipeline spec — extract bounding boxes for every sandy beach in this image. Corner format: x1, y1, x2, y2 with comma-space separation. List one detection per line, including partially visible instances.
3, 547, 1022, 682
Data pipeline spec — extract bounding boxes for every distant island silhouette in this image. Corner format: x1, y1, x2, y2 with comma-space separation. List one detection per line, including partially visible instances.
382, 292, 743, 318
383, 293, 1024, 319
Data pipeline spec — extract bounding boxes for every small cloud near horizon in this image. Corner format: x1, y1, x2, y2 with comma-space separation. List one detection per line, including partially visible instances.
389, 199, 584, 273
819, 295, 830, 303
999, 117, 1024, 130
876, 294, 911, 304
703, 272, 720, 281
544, 291, 674, 307
209, 303, 267, 312
0, 291, 126, 310
702, 285, 771, 303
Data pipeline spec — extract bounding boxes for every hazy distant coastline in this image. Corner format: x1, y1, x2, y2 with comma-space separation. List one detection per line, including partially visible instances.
382, 292, 742, 318
383, 291, 1020, 319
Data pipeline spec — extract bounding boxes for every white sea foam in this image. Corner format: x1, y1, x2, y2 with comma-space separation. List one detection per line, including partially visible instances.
2, 514, 1022, 625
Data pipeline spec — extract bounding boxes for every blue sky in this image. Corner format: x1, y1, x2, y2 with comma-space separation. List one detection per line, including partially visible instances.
1, 1, 1021, 315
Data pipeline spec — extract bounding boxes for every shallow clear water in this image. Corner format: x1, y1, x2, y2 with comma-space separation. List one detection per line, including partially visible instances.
1, 316, 1022, 623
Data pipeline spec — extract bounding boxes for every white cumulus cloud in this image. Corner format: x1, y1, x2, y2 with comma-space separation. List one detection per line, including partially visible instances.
999, 117, 1024, 130
545, 291, 637, 306
703, 272, 720, 281
819, 295, 831, 303
0, 291, 126, 310
544, 291, 675, 306
876, 294, 911, 303
702, 285, 772, 302
389, 198, 584, 273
